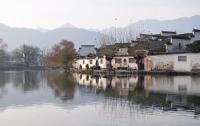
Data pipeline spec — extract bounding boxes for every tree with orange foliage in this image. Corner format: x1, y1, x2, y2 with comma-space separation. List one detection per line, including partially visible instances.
46, 40, 76, 70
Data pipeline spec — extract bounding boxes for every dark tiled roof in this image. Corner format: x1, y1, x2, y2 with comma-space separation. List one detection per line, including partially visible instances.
97, 44, 117, 56
114, 43, 131, 48
129, 41, 166, 55
131, 40, 146, 43
78, 45, 96, 56
81, 45, 95, 47
162, 31, 176, 34
140, 34, 153, 36
193, 29, 200, 32
178, 33, 194, 37
172, 35, 191, 40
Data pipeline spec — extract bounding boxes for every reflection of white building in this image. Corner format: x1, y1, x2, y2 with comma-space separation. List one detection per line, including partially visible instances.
145, 76, 200, 96
111, 76, 138, 96
73, 74, 107, 89
73, 74, 138, 93
111, 76, 138, 90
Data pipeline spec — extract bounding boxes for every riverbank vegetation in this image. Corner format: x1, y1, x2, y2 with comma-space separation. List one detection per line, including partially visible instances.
0, 38, 76, 70
186, 40, 200, 52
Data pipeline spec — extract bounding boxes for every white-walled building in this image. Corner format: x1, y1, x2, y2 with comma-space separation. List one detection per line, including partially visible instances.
192, 29, 200, 41
170, 35, 192, 52
73, 56, 108, 70
74, 55, 138, 70
144, 53, 200, 72
112, 56, 138, 70
169, 29, 200, 52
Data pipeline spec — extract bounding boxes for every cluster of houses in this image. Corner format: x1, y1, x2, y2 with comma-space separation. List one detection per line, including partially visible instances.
73, 29, 200, 72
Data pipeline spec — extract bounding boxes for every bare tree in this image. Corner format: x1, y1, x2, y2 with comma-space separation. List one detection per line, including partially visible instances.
13, 44, 41, 67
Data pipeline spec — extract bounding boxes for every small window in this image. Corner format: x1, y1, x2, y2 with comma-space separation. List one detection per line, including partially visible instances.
124, 59, 127, 63
100, 59, 103, 64
178, 56, 187, 62
89, 60, 93, 64
115, 58, 122, 63
129, 58, 136, 63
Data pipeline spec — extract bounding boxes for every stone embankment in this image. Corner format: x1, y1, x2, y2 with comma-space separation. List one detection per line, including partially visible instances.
90, 69, 200, 75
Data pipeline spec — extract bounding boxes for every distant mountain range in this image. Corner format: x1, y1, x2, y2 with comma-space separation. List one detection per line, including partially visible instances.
0, 23, 103, 50
103, 15, 200, 40
0, 15, 200, 50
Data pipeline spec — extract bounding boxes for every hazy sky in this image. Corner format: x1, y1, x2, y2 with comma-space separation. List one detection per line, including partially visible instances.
0, 0, 200, 29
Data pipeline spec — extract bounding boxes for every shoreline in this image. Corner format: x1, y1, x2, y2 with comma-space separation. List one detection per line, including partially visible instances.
0, 66, 45, 71
75, 69, 200, 76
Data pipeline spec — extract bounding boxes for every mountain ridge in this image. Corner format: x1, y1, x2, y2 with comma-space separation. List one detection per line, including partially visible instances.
0, 15, 200, 50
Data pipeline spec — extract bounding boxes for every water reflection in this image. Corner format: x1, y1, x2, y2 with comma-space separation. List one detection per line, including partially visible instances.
47, 72, 76, 101
0, 71, 199, 126
12, 71, 44, 91
74, 74, 200, 116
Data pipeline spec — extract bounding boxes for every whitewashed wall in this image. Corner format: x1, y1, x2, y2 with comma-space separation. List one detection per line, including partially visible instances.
171, 38, 191, 50
98, 56, 107, 69
191, 54, 200, 70
193, 32, 200, 41
111, 56, 138, 70
174, 54, 191, 71
147, 53, 200, 72
75, 58, 97, 69
74, 56, 107, 70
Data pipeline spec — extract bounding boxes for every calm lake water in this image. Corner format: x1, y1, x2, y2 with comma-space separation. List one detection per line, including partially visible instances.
0, 70, 200, 126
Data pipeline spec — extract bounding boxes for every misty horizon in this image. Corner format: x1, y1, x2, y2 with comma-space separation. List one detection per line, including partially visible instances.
0, 14, 199, 31
0, 0, 200, 30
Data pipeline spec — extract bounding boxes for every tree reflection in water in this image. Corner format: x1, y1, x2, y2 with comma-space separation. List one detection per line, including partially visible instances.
0, 72, 10, 99
47, 71, 76, 101
13, 71, 43, 92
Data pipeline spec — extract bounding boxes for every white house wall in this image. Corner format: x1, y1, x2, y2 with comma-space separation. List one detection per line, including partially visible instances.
174, 54, 191, 71
98, 56, 107, 69
191, 54, 200, 70
111, 56, 138, 70
147, 53, 200, 72
74, 56, 108, 70
77, 58, 96, 69
193, 32, 200, 41
171, 39, 191, 50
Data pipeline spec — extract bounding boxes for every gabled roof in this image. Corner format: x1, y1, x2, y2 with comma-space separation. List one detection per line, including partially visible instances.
78, 45, 96, 56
